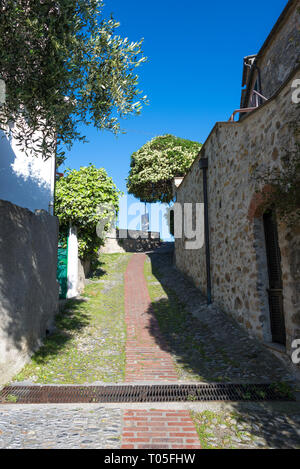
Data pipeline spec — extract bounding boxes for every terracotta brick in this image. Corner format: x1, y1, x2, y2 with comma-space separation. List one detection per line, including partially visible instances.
120, 257, 201, 450
121, 409, 201, 450
122, 438, 149, 443
124, 254, 178, 382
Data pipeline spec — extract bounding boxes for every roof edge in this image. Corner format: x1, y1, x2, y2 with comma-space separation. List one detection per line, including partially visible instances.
177, 64, 300, 192
255, 0, 298, 63
241, 0, 298, 107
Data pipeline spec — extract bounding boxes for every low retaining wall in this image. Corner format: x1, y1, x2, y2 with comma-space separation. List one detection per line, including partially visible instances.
100, 229, 161, 254
0, 200, 59, 384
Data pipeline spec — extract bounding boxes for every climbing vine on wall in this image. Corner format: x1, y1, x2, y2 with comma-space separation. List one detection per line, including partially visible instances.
253, 120, 300, 226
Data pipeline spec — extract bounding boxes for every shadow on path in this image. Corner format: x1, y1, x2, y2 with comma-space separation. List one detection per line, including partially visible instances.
144, 249, 300, 448
28, 298, 89, 366
145, 249, 293, 384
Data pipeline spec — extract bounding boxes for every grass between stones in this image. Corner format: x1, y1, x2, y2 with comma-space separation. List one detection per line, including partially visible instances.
143, 255, 293, 384
12, 253, 131, 385
144, 257, 214, 382
191, 410, 257, 449
191, 409, 300, 449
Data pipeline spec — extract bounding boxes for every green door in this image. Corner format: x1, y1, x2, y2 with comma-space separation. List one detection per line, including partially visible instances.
57, 244, 68, 299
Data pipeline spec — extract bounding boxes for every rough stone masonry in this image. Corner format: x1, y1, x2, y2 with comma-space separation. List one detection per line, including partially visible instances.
174, 2, 300, 364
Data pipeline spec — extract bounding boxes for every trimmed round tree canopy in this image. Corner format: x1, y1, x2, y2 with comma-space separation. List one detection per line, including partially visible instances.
127, 134, 202, 203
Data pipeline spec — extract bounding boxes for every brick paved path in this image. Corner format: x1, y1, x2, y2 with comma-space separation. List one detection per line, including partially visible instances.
123, 253, 201, 449
124, 253, 178, 382
121, 410, 201, 449
0, 251, 297, 449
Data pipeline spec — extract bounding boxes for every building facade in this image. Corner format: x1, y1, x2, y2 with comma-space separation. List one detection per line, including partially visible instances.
0, 112, 58, 383
0, 125, 56, 214
174, 0, 300, 363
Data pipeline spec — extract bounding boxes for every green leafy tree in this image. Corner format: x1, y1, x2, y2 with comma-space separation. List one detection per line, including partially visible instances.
55, 164, 122, 259
0, 0, 147, 160
127, 134, 202, 203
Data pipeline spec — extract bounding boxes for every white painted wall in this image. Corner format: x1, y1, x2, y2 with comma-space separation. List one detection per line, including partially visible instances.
0, 125, 55, 213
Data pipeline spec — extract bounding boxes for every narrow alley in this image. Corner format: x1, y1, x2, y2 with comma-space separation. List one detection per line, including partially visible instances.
0, 249, 299, 449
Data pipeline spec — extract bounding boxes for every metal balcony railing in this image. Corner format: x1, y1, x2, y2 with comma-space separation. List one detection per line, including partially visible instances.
229, 89, 268, 122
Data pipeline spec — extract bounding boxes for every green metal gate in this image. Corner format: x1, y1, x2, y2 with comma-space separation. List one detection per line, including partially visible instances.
57, 243, 68, 299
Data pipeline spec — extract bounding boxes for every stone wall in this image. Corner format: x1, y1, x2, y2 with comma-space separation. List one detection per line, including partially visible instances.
0, 200, 59, 384
258, 3, 300, 100
77, 258, 91, 294
278, 223, 300, 353
175, 70, 300, 360
100, 229, 161, 254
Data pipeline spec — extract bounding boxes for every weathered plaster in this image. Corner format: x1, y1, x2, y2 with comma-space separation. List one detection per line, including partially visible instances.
0, 126, 55, 213
0, 200, 59, 384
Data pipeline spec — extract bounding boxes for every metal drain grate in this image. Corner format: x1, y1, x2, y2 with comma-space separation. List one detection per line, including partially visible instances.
0, 383, 294, 404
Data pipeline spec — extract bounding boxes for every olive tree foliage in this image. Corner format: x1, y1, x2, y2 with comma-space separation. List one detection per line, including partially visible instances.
127, 134, 202, 203
0, 0, 147, 161
55, 164, 122, 259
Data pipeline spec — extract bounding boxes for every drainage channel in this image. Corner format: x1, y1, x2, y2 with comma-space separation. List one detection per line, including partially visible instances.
0, 383, 295, 404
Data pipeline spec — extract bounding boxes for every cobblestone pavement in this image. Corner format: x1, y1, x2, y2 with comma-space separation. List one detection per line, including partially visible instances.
1, 249, 299, 450
0, 403, 299, 449
191, 405, 300, 449
12, 254, 131, 385
145, 248, 295, 383
0, 406, 122, 449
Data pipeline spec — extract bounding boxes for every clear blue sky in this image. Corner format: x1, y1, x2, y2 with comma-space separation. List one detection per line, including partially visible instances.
60, 0, 288, 235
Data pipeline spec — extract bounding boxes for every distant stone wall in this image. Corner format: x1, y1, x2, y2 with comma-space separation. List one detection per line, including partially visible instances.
77, 258, 91, 294
100, 229, 161, 254
0, 200, 59, 384
175, 70, 300, 360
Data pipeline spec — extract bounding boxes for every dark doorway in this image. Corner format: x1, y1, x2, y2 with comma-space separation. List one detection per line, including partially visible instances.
263, 210, 286, 346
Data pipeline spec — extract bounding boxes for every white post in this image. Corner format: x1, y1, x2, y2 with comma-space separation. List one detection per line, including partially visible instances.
48, 152, 56, 215
67, 225, 79, 298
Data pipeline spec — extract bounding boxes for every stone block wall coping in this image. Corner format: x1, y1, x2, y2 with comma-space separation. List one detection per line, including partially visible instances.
107, 229, 160, 241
